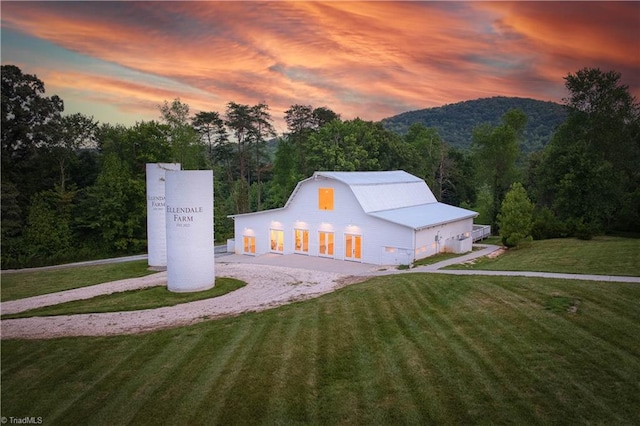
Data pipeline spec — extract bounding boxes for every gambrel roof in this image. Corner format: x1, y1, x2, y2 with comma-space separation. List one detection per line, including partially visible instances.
232, 170, 477, 229
312, 171, 437, 213
307, 171, 476, 230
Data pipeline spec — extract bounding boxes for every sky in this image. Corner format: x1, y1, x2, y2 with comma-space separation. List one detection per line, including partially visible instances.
1, 1, 639, 132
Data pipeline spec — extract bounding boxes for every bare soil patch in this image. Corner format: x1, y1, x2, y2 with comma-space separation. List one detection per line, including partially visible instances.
487, 247, 507, 258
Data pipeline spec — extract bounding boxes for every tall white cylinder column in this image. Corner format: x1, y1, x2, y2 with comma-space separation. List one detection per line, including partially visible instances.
146, 163, 181, 268
165, 170, 215, 292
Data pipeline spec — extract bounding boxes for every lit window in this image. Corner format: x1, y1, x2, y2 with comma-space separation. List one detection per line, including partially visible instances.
295, 229, 309, 253
385, 247, 395, 253
318, 188, 334, 210
243, 236, 256, 254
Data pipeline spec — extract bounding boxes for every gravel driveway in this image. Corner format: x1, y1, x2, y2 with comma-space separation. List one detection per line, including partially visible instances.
0, 262, 354, 340
10, 245, 633, 340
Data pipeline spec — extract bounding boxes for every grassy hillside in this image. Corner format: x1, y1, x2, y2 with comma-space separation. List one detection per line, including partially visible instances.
2, 274, 639, 424
382, 96, 567, 152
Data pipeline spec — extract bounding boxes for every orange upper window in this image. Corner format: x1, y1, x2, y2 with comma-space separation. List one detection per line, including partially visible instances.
318, 188, 334, 210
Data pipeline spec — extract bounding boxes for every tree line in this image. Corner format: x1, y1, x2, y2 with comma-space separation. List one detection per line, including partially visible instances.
2, 65, 638, 268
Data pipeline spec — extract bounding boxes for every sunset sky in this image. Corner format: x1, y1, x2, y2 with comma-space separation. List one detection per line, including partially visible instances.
2, 1, 639, 132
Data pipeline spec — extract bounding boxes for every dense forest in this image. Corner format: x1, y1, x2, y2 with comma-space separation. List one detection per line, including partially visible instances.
2, 65, 639, 268
382, 97, 567, 152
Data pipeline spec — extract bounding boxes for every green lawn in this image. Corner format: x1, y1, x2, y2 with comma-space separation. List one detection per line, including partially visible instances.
447, 236, 640, 276
412, 251, 470, 267
1, 260, 155, 302
2, 278, 245, 319
2, 274, 639, 424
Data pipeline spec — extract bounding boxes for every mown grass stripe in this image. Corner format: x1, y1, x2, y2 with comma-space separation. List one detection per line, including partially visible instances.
382, 279, 445, 423
195, 315, 274, 424
55, 333, 196, 424
37, 336, 161, 424
216, 310, 293, 422
260, 303, 319, 424
353, 282, 410, 423
453, 282, 573, 422
149, 319, 258, 424
471, 278, 637, 422
315, 290, 363, 424
401, 275, 546, 423
392, 276, 495, 423
1, 337, 148, 422
388, 277, 486, 422
127, 329, 237, 423
366, 280, 437, 423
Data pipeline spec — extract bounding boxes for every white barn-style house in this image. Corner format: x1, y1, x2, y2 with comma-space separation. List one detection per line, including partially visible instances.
229, 171, 478, 265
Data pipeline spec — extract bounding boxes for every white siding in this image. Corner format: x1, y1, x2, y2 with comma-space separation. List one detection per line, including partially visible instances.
233, 179, 415, 264
232, 171, 477, 265
412, 217, 474, 260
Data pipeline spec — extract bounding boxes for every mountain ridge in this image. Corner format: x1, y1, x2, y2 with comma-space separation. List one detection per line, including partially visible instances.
381, 96, 567, 152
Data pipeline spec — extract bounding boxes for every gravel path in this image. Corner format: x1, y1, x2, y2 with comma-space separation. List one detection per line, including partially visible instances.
1, 273, 169, 315
3, 245, 637, 340
0, 263, 348, 340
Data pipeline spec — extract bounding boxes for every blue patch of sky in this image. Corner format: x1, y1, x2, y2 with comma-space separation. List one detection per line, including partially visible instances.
1, 29, 201, 95
463, 52, 523, 74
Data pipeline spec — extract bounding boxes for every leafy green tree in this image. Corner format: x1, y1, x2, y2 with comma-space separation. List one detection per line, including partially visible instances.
313, 106, 340, 128
22, 187, 75, 261
0, 181, 23, 267
159, 98, 204, 169
225, 102, 254, 183
224, 102, 276, 211
284, 104, 316, 177
212, 163, 235, 240
306, 119, 379, 171
471, 183, 493, 226
498, 182, 533, 247
472, 108, 527, 230
268, 137, 300, 208
97, 121, 173, 178
249, 103, 276, 209
280, 104, 341, 180
49, 113, 98, 191
192, 111, 229, 165
403, 123, 447, 198
442, 147, 475, 207
284, 104, 315, 134
81, 153, 146, 252
532, 68, 640, 235
1, 65, 64, 210
232, 177, 250, 214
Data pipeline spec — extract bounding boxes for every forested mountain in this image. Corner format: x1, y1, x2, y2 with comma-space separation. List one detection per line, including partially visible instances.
382, 97, 567, 152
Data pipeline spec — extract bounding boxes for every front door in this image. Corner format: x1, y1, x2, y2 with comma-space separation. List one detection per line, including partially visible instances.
270, 229, 284, 253
243, 236, 256, 255
345, 234, 362, 261
318, 231, 334, 257
294, 229, 309, 254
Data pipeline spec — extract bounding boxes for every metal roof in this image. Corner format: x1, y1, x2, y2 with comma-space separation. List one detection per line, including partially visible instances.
314, 171, 437, 212
369, 203, 478, 230
231, 171, 478, 228
314, 170, 422, 185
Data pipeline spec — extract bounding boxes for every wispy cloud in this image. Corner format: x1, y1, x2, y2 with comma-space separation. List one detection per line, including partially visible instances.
2, 1, 638, 127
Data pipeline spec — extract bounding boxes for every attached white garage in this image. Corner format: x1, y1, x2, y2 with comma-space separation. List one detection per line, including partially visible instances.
229, 170, 478, 265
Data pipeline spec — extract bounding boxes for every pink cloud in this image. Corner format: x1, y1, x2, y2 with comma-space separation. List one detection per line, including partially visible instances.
2, 1, 638, 127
